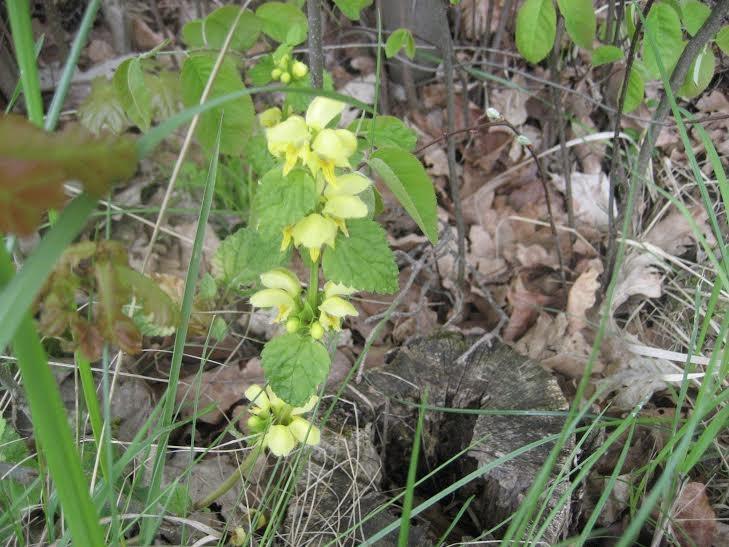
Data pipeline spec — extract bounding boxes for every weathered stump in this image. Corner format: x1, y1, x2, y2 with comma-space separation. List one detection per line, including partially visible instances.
286, 332, 573, 544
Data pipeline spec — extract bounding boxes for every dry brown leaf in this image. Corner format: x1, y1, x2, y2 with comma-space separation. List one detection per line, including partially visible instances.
645, 206, 716, 256
459, 0, 503, 38
696, 90, 729, 113
131, 16, 163, 50
503, 276, 553, 342
424, 146, 449, 177
567, 259, 603, 333
611, 253, 663, 315
550, 171, 614, 231
672, 482, 717, 547
490, 76, 528, 127
515, 243, 559, 269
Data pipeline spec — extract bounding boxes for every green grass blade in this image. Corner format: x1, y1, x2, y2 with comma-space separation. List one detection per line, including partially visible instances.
44, 0, 101, 131
398, 389, 427, 547
138, 116, 221, 543
4, 36, 43, 114
0, 247, 104, 544
6, 0, 44, 125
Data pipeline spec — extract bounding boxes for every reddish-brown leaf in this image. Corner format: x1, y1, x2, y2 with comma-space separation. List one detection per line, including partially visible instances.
0, 115, 137, 234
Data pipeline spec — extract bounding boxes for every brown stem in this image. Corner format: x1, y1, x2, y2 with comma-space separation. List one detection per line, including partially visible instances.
306, 0, 324, 88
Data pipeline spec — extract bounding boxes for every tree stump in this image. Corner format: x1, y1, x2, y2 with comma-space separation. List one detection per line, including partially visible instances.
286, 332, 573, 545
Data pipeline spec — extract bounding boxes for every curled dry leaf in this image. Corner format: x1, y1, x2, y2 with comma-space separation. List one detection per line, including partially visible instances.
567, 259, 603, 333
645, 206, 716, 257
503, 276, 554, 342
611, 253, 664, 315
550, 171, 614, 232
0, 114, 137, 235
672, 482, 717, 547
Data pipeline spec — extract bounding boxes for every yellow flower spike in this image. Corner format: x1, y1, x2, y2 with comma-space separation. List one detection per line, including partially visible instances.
319, 296, 359, 319
325, 172, 372, 197
260, 268, 302, 296
258, 107, 282, 128
311, 129, 358, 186
249, 288, 297, 323
288, 417, 321, 446
305, 97, 346, 132
291, 214, 338, 262
264, 424, 296, 457
265, 115, 309, 174
322, 195, 368, 220
323, 281, 357, 299
245, 384, 271, 413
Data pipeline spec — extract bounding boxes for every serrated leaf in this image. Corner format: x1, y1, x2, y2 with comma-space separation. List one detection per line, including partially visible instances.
213, 226, 289, 289
78, 77, 128, 134
591, 45, 624, 66
369, 148, 438, 243
203, 6, 261, 51
181, 53, 255, 155
248, 55, 275, 87
385, 28, 416, 59
256, 2, 308, 45
146, 71, 182, 121
181, 20, 204, 48
682, 0, 710, 35
261, 333, 330, 406
348, 116, 417, 150
716, 26, 729, 55
116, 265, 180, 332
322, 219, 398, 293
679, 47, 715, 98
242, 130, 277, 175
113, 58, 152, 131
643, 3, 684, 79
198, 273, 218, 302
515, 0, 557, 63
557, 0, 596, 49
253, 167, 317, 233
334, 0, 373, 20
0, 114, 137, 235
623, 67, 644, 113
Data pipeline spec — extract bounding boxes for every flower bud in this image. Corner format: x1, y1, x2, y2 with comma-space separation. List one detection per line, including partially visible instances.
310, 322, 324, 340
292, 61, 308, 79
516, 134, 532, 146
247, 414, 267, 433
271, 68, 282, 80
486, 107, 501, 120
280, 72, 291, 84
286, 317, 301, 333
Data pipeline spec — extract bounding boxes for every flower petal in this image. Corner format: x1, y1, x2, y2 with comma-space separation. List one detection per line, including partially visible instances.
323, 281, 357, 298
266, 115, 309, 158
325, 172, 372, 197
260, 268, 302, 296
249, 288, 297, 322
244, 384, 270, 409
258, 107, 282, 128
306, 97, 345, 132
312, 129, 356, 167
292, 214, 338, 253
322, 195, 368, 219
319, 296, 358, 318
288, 417, 321, 446
264, 425, 296, 456
291, 394, 319, 415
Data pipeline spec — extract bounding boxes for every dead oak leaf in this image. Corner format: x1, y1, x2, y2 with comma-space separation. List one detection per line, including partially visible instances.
567, 259, 603, 333
645, 206, 716, 257
550, 171, 614, 231
0, 114, 137, 235
611, 253, 664, 315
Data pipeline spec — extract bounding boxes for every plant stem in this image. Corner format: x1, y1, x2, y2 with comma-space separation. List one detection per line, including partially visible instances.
193, 442, 264, 510
306, 0, 324, 88
307, 258, 319, 311
6, 0, 44, 126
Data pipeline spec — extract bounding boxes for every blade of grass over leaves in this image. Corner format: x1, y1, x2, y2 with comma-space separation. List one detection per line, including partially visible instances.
398, 390, 427, 547
138, 116, 221, 543
6, 0, 44, 126
0, 246, 104, 544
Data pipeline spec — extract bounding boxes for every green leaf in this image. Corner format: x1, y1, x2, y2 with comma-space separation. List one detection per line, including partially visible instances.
349, 115, 418, 150
623, 67, 644, 113
180, 53, 255, 155
181, 20, 204, 48
113, 58, 152, 131
591, 44, 624, 66
515, 0, 557, 63
261, 333, 330, 406
334, 0, 373, 20
679, 46, 715, 98
557, 0, 596, 49
166, 483, 192, 517
248, 54, 275, 86
116, 265, 180, 333
322, 219, 398, 293
682, 0, 710, 35
256, 2, 308, 45
369, 148, 438, 243
242, 130, 277, 175
253, 167, 317, 233
0, 417, 30, 464
385, 28, 416, 59
715, 25, 729, 55
78, 77, 128, 134
203, 6, 261, 51
643, 3, 684, 79
213, 226, 288, 289
145, 71, 182, 121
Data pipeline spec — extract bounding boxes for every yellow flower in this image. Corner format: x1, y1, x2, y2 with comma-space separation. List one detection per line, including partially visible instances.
258, 107, 282, 128
318, 293, 358, 332
323, 281, 357, 298
324, 172, 372, 197
249, 288, 297, 323
322, 195, 368, 220
265, 115, 310, 175
265, 425, 296, 456
291, 213, 338, 262
260, 268, 302, 297
309, 129, 358, 185
305, 97, 346, 132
